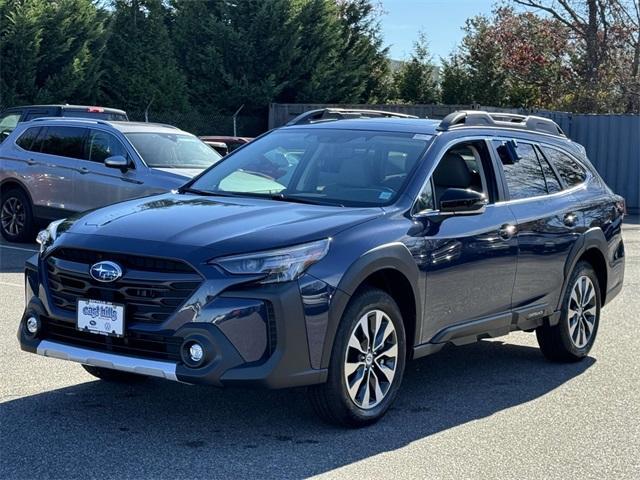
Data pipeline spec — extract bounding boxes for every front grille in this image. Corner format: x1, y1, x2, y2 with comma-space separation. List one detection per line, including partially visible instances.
46, 249, 202, 325
41, 317, 182, 361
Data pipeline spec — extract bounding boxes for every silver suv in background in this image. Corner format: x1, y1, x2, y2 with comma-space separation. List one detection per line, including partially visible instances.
0, 118, 222, 242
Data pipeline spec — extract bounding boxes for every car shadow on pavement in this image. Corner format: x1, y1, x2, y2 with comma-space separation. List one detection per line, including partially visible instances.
0, 339, 595, 479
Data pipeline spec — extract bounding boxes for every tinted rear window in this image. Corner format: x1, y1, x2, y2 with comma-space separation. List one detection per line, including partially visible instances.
497, 142, 548, 200
540, 147, 587, 187
40, 126, 87, 159
15, 127, 41, 151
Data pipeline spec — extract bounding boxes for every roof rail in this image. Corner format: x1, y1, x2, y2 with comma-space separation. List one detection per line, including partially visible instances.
286, 108, 419, 126
29, 117, 112, 127
437, 110, 565, 137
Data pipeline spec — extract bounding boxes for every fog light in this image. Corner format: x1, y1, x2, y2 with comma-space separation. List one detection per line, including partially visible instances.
189, 343, 204, 363
26, 316, 39, 334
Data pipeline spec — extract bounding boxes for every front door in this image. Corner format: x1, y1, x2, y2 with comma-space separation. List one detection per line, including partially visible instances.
73, 128, 145, 211
414, 139, 518, 342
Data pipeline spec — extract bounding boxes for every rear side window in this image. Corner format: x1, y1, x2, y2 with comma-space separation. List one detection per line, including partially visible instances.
86, 129, 127, 163
40, 126, 87, 159
540, 147, 587, 187
15, 127, 41, 151
496, 141, 547, 200
536, 147, 562, 193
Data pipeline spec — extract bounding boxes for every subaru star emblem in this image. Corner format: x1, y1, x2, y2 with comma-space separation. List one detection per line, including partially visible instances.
89, 261, 123, 283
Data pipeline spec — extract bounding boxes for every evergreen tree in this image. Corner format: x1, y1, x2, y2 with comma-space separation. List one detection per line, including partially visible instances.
393, 32, 439, 103
440, 53, 473, 104
0, 0, 106, 106
101, 0, 187, 113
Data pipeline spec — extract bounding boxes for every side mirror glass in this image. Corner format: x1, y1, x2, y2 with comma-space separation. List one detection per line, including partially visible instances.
104, 155, 130, 171
439, 188, 487, 215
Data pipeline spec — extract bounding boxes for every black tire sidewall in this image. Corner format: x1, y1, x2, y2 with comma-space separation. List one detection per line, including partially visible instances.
558, 261, 601, 358
327, 289, 406, 425
1, 188, 35, 243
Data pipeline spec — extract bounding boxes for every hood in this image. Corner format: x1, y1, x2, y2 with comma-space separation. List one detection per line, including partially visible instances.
153, 167, 205, 179
64, 193, 383, 256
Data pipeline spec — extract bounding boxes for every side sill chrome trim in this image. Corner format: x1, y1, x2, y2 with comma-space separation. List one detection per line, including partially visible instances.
36, 340, 179, 381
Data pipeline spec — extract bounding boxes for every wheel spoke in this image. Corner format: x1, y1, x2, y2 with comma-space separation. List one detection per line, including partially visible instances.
344, 360, 364, 377
375, 360, 395, 383
348, 334, 366, 355
568, 314, 579, 337
347, 367, 366, 400
370, 310, 383, 350
361, 371, 371, 408
376, 341, 397, 360
370, 369, 384, 403
374, 320, 393, 352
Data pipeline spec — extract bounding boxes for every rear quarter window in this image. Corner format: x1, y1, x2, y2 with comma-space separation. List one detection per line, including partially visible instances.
15, 127, 41, 151
540, 146, 587, 187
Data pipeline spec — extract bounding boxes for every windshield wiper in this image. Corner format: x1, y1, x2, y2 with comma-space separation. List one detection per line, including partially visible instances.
179, 187, 237, 197
253, 192, 343, 207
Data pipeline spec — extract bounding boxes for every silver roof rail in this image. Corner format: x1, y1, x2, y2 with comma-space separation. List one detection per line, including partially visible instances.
286, 108, 420, 126
437, 110, 565, 137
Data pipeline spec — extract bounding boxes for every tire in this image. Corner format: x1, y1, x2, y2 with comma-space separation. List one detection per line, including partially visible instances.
1, 187, 35, 243
536, 261, 601, 362
309, 288, 406, 427
82, 365, 148, 383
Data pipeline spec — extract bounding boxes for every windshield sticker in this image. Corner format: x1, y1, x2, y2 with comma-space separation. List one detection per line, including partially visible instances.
413, 134, 430, 140
379, 191, 392, 200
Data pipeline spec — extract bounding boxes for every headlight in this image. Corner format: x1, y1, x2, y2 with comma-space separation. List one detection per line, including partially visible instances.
212, 239, 330, 284
36, 219, 66, 254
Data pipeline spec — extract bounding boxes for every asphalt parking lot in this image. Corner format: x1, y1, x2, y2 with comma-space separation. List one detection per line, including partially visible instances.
1, 220, 639, 480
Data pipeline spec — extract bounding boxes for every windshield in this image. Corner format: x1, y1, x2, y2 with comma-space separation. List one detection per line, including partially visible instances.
189, 128, 431, 207
126, 132, 222, 168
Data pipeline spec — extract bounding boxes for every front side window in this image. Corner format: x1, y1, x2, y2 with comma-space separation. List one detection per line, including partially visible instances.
126, 132, 221, 168
190, 128, 431, 207
40, 126, 87, 159
86, 130, 127, 163
431, 140, 490, 208
15, 127, 41, 151
540, 146, 587, 187
496, 141, 547, 200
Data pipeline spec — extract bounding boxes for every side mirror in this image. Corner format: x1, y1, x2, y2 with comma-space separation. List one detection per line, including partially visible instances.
439, 188, 487, 215
104, 155, 130, 171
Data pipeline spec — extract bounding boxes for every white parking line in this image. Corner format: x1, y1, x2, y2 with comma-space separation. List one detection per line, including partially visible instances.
0, 245, 38, 253
0, 281, 22, 288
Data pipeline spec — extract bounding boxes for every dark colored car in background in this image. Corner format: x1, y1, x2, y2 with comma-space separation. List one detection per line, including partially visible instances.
200, 136, 253, 156
0, 105, 128, 142
19, 111, 625, 427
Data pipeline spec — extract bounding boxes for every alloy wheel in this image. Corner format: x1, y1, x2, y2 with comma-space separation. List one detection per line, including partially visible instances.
1, 197, 25, 237
343, 309, 398, 409
567, 275, 597, 348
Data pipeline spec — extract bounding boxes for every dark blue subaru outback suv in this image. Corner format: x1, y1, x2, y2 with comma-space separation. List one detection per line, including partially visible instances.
19, 110, 626, 427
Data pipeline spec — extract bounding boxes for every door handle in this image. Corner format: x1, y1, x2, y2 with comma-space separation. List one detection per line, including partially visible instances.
564, 212, 577, 227
499, 224, 517, 240
78, 167, 90, 174
26, 158, 37, 166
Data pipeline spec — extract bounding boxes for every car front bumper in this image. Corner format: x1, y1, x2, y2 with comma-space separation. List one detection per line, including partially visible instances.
18, 251, 336, 388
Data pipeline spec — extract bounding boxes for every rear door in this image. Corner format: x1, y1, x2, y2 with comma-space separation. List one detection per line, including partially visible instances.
493, 139, 581, 316
26, 125, 84, 214
72, 127, 146, 210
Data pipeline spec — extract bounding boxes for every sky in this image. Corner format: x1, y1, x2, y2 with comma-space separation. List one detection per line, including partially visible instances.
380, 0, 497, 63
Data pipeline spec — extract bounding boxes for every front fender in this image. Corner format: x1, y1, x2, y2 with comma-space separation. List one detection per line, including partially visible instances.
319, 242, 422, 368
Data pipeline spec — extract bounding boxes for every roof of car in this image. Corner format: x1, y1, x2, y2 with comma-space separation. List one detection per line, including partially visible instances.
2, 104, 127, 114
24, 118, 189, 135
283, 117, 442, 135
